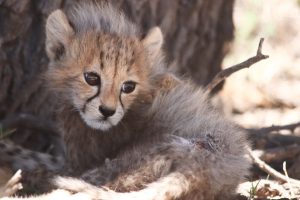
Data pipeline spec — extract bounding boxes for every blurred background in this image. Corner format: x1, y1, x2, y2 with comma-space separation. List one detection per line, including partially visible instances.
221, 1, 300, 198
222, 0, 300, 130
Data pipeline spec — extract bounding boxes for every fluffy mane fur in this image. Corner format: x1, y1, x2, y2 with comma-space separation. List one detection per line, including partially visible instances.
67, 2, 139, 37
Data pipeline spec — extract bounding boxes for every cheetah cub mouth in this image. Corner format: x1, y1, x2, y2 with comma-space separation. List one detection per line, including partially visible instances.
79, 100, 125, 131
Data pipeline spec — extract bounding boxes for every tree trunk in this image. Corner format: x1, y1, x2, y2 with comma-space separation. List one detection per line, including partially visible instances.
0, 0, 234, 122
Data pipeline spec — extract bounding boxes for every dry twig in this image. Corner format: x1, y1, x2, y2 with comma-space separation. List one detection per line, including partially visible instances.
205, 38, 269, 93
247, 121, 300, 135
248, 148, 300, 185
247, 122, 300, 148
283, 161, 295, 198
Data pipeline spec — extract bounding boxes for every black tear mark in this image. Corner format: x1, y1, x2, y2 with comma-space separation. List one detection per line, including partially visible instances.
119, 92, 124, 109
100, 51, 105, 70
82, 86, 101, 113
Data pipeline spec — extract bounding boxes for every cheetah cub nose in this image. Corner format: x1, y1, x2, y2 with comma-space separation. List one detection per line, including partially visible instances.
99, 106, 116, 118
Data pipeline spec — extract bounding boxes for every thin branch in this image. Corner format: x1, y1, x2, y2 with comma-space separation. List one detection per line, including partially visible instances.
247, 121, 300, 135
283, 161, 295, 198
205, 38, 269, 93
248, 148, 300, 185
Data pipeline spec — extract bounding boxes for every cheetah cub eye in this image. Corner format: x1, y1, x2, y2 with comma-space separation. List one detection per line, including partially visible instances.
121, 81, 136, 94
84, 72, 101, 86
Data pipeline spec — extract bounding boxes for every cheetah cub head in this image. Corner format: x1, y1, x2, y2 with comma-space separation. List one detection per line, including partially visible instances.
45, 6, 163, 131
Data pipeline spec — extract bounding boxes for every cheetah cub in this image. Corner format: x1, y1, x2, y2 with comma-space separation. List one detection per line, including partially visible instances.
2, 2, 251, 200
44, 2, 174, 174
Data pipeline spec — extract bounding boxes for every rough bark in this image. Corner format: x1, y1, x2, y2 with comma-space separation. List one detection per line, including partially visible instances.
0, 0, 234, 121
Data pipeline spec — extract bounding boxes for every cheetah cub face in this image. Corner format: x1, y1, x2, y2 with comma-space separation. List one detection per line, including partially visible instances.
45, 9, 163, 131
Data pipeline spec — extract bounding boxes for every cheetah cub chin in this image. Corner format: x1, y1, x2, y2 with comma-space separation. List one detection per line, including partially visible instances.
45, 3, 165, 131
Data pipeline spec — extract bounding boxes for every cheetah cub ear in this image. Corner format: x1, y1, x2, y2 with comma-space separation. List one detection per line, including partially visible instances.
142, 27, 163, 59
45, 10, 74, 61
